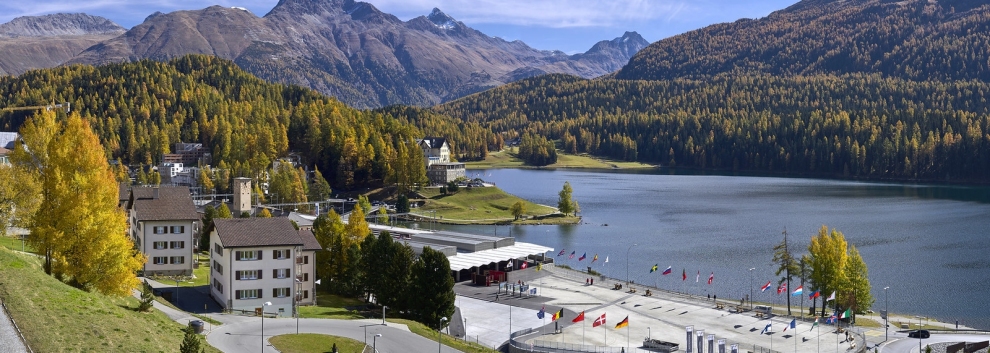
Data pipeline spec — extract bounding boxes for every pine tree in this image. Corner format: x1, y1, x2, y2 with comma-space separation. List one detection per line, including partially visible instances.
138, 280, 155, 312
773, 228, 800, 315
411, 247, 456, 329
179, 326, 204, 353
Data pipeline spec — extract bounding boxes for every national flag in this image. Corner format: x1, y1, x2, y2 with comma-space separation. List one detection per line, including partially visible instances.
826, 291, 836, 302
557, 249, 566, 256
696, 270, 700, 282
506, 261, 513, 269
537, 306, 545, 319
569, 251, 576, 259
840, 308, 852, 319
572, 311, 585, 323
592, 313, 606, 327
578, 253, 587, 261
761, 323, 772, 335
809, 318, 819, 332
809, 290, 820, 300
783, 319, 796, 332
682, 269, 687, 281
707, 272, 714, 285
650, 264, 659, 273
761, 281, 772, 292
520, 262, 528, 269
551, 309, 563, 321
530, 288, 537, 295
592, 254, 599, 263
826, 314, 837, 325
777, 283, 787, 295
662, 266, 672, 275
615, 316, 629, 329
791, 285, 804, 296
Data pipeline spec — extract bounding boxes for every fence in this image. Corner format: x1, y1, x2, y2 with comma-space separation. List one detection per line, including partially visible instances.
0, 296, 34, 353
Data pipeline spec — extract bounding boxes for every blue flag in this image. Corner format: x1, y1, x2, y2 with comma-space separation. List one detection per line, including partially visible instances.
537, 306, 546, 319
761, 323, 771, 335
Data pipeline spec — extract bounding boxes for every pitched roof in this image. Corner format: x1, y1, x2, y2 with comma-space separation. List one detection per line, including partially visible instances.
0, 132, 17, 150
214, 218, 304, 248
420, 137, 448, 149
299, 229, 322, 251
130, 186, 200, 221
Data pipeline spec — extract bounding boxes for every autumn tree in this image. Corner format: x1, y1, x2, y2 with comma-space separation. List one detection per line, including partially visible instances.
345, 205, 370, 246
843, 245, 873, 317
198, 168, 214, 194
309, 167, 332, 201
410, 247, 455, 329
0, 164, 41, 237
256, 208, 272, 218
13, 113, 144, 296
807, 225, 849, 316
358, 194, 372, 214
510, 201, 526, 220
269, 162, 307, 207
557, 181, 576, 216
216, 202, 233, 219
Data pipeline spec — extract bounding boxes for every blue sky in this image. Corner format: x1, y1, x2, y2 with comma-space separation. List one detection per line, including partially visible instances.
0, 0, 799, 53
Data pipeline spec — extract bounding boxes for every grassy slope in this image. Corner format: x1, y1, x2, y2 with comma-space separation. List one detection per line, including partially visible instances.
465, 148, 654, 170
0, 248, 220, 353
296, 293, 365, 319
386, 318, 499, 353
269, 333, 365, 353
0, 235, 35, 253
415, 186, 576, 224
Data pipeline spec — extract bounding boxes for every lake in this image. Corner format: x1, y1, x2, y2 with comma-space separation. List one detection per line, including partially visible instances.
419, 168, 990, 329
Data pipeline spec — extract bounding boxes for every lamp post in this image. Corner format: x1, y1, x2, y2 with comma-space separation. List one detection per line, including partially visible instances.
439, 317, 448, 353
883, 287, 890, 342
648, 327, 651, 341
382, 305, 388, 325
373, 333, 382, 353
175, 278, 180, 306
749, 267, 756, 310
261, 301, 272, 352
626, 243, 637, 287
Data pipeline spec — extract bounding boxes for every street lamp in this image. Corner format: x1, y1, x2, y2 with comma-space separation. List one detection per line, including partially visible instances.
382, 305, 388, 325
626, 243, 638, 288
884, 286, 889, 342
439, 317, 448, 353
648, 327, 651, 341
175, 278, 180, 306
749, 268, 756, 310
373, 333, 382, 353
261, 301, 272, 352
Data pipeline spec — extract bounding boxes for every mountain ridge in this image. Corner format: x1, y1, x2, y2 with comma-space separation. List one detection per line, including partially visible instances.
0, 13, 125, 76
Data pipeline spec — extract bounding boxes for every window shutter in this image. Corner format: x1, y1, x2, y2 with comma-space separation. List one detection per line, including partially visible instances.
258, 290, 262, 299
258, 270, 262, 280
235, 251, 242, 260
304, 256, 309, 264
235, 271, 241, 280
258, 251, 262, 260
235, 290, 241, 300
180, 226, 185, 233
273, 269, 277, 278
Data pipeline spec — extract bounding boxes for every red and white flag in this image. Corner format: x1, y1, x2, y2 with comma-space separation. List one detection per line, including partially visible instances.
777, 283, 787, 295
592, 313, 606, 327
707, 272, 714, 285
520, 262, 528, 269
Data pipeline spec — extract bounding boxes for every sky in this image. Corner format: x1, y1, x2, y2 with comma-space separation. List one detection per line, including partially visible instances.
0, 0, 800, 54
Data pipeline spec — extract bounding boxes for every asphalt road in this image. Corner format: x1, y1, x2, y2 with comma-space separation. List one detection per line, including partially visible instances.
206, 317, 464, 353
883, 333, 990, 353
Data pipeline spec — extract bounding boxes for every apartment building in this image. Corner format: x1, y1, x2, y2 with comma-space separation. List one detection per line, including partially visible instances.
127, 186, 199, 276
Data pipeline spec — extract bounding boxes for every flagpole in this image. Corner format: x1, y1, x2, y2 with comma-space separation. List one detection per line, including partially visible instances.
770, 291, 774, 353
627, 319, 630, 352
582, 317, 585, 347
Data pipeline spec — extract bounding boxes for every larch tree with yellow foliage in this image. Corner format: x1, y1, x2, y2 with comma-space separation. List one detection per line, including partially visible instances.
12, 112, 145, 296
345, 205, 370, 246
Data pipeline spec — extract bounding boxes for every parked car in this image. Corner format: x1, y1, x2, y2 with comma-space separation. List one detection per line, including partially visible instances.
907, 330, 930, 338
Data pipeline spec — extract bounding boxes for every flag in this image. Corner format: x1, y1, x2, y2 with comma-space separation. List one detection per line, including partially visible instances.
604, 256, 609, 266
592, 254, 599, 263
650, 264, 659, 273
662, 266, 672, 275
696, 270, 700, 282
551, 309, 563, 321
536, 263, 542, 271
761, 281, 772, 292
593, 313, 606, 327
761, 323, 772, 334
809, 290, 820, 300
520, 262, 528, 269
826, 314, 837, 324
572, 311, 585, 323
530, 288, 537, 295
707, 272, 714, 285
777, 283, 787, 295
578, 253, 587, 261
826, 291, 836, 302
506, 261, 513, 269
569, 251, 576, 259
537, 306, 545, 319
615, 316, 629, 329
792, 285, 804, 296
557, 249, 566, 256
682, 269, 687, 281
783, 319, 796, 332
809, 318, 819, 332
840, 308, 852, 319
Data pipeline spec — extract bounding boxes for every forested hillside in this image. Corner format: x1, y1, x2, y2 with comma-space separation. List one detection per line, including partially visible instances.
436, 73, 990, 181
0, 55, 428, 190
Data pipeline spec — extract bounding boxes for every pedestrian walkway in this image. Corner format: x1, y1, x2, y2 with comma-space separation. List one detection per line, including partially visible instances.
0, 298, 28, 353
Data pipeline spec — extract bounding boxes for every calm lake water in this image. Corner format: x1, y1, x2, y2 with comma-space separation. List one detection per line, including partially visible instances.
421, 168, 990, 329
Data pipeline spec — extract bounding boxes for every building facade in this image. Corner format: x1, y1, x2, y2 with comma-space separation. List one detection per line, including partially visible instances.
210, 218, 319, 315
426, 162, 467, 185
127, 186, 199, 276
418, 137, 451, 166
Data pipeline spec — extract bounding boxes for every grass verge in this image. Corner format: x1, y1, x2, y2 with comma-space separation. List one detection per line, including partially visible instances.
414, 186, 578, 225
465, 148, 654, 170
148, 253, 210, 287
0, 247, 220, 352
297, 293, 366, 319
270, 333, 366, 353
386, 318, 499, 353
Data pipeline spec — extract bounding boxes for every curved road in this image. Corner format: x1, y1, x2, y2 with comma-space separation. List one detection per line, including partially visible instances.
883, 333, 990, 353
206, 317, 463, 353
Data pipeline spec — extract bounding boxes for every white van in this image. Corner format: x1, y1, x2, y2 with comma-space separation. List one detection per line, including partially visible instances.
754, 305, 772, 315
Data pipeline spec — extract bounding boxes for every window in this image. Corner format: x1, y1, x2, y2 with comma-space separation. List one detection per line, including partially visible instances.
170, 226, 185, 234
235, 270, 261, 280
153, 226, 166, 234
235, 289, 261, 300
153, 241, 167, 250
273, 249, 290, 259
302, 290, 309, 299
214, 243, 222, 254
273, 269, 290, 279
213, 279, 223, 294
152, 257, 167, 265
273, 287, 290, 298
169, 256, 184, 264
235, 251, 260, 261
303, 256, 309, 265
213, 261, 223, 275
169, 241, 185, 249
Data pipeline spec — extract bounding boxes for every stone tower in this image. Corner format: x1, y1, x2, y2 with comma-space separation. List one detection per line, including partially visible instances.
232, 177, 251, 215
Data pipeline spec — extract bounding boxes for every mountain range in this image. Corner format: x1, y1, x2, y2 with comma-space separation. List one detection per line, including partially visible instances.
0, 13, 124, 76
0, 0, 648, 108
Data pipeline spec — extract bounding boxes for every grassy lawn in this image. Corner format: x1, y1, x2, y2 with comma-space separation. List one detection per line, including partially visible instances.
465, 148, 654, 170
0, 247, 221, 353
297, 293, 366, 319
148, 252, 210, 287
387, 318, 499, 353
270, 333, 366, 353
414, 186, 578, 225
0, 235, 35, 253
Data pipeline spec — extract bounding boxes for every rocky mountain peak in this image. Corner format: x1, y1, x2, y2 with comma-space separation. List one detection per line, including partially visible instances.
427, 8, 458, 29
0, 13, 125, 38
